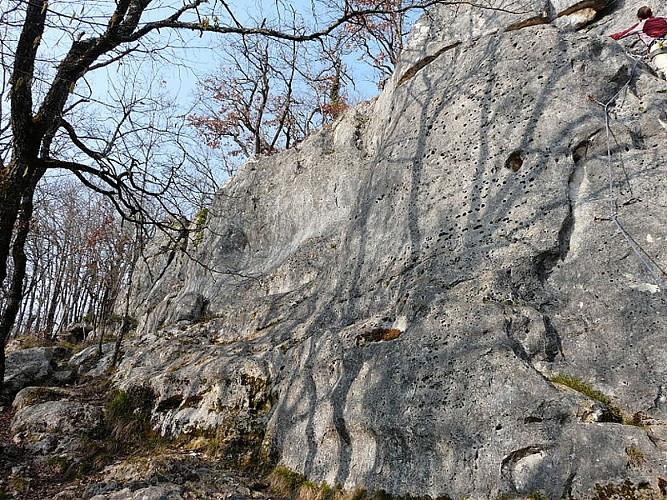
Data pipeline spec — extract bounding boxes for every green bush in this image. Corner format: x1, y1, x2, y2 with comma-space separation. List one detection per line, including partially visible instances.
496, 494, 548, 500
266, 467, 454, 500
268, 466, 307, 496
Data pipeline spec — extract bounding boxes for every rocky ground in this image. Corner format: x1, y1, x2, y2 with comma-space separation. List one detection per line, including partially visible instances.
1, 400, 288, 500
0, 413, 279, 500
0, 341, 291, 500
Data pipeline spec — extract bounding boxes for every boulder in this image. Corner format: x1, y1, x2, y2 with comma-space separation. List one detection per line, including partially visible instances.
3, 347, 57, 400
61, 322, 94, 343
11, 392, 103, 455
161, 291, 207, 328
88, 484, 184, 500
79, 453, 260, 500
12, 386, 74, 413
68, 343, 116, 378
552, 8, 598, 30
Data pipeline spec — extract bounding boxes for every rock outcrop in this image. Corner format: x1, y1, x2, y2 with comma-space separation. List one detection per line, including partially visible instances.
115, 1, 667, 498
11, 386, 104, 456
2, 345, 72, 400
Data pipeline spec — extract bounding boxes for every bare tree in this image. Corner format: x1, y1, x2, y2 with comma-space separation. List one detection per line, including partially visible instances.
0, 0, 490, 388
188, 34, 350, 163
346, 0, 410, 85
187, 0, 429, 161
14, 180, 134, 341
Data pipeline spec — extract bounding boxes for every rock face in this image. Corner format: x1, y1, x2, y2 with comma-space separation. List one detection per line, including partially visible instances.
118, 1, 667, 498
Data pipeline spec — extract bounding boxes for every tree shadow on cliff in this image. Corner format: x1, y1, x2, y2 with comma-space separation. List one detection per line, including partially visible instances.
249, 24, 663, 497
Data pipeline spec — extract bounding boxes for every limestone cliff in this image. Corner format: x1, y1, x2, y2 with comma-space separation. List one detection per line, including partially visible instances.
118, 1, 667, 498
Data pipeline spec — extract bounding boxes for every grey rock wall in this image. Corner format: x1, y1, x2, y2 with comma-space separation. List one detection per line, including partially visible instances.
117, 2, 667, 498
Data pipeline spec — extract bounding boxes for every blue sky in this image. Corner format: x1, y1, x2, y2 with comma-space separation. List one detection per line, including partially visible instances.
0, 0, 393, 203
76, 0, 382, 127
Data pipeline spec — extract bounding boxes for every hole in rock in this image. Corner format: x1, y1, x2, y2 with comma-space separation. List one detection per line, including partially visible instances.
505, 150, 524, 172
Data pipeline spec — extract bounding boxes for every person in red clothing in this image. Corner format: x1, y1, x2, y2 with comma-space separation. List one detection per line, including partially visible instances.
610, 6, 667, 78
611, 6, 667, 46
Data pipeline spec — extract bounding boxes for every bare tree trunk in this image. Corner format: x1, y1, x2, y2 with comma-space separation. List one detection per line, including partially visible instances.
0, 174, 38, 391
14, 279, 30, 337
44, 279, 62, 339
17, 250, 40, 337
97, 283, 111, 356
111, 223, 142, 368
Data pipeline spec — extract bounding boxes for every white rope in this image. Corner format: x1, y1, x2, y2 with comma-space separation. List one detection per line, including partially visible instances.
591, 57, 667, 291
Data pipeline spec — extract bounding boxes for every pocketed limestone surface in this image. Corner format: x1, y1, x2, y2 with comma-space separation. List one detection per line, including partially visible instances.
118, 2, 667, 498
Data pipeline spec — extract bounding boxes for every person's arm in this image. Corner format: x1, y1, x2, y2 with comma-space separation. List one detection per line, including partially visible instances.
610, 21, 641, 40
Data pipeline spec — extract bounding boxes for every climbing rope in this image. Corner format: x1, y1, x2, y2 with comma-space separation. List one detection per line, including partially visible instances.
591, 56, 667, 291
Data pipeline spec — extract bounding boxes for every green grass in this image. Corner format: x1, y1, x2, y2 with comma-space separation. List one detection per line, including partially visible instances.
622, 411, 648, 428
267, 466, 308, 497
103, 385, 157, 447
550, 374, 611, 404
193, 207, 209, 247
62, 384, 166, 479
266, 466, 454, 500
497, 494, 548, 500
45, 455, 71, 474
550, 374, 623, 421
625, 445, 646, 467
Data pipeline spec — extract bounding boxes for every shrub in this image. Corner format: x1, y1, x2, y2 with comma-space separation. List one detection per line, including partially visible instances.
268, 466, 307, 497
625, 445, 646, 468
266, 468, 453, 500
593, 479, 656, 499
193, 208, 209, 248
104, 385, 156, 446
